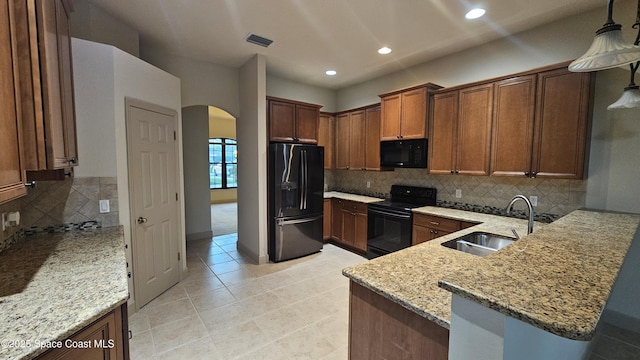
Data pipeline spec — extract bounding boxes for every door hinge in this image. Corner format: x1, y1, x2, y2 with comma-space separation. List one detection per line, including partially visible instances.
176, 192, 178, 201
174, 131, 176, 140
178, 252, 181, 261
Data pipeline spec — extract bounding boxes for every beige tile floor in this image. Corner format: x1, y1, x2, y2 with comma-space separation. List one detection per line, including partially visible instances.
128, 234, 366, 359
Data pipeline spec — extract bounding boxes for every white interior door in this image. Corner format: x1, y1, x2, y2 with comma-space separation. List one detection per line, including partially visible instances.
126, 98, 181, 309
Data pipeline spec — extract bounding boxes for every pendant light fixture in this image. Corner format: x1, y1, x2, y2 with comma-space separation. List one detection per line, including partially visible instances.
608, 0, 640, 110
569, 0, 640, 72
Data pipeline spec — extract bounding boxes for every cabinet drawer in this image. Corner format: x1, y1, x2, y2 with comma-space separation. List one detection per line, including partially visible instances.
342, 199, 368, 214
413, 214, 460, 232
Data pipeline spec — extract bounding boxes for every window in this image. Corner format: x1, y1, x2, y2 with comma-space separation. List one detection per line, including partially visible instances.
209, 138, 237, 189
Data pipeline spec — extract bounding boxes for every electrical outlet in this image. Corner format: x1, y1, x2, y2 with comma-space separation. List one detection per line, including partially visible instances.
530, 196, 538, 207
367, 181, 371, 188
99, 200, 110, 213
455, 189, 462, 198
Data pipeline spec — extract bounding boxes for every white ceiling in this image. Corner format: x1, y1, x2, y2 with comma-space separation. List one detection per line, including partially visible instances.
87, 0, 608, 89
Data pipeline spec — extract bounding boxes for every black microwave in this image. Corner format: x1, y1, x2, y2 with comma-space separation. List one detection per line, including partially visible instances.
380, 139, 428, 168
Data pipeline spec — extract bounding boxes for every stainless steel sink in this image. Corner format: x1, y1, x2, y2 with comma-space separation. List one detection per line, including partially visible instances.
441, 232, 516, 257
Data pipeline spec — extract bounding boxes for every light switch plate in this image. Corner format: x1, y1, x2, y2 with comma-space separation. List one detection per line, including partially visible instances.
99, 200, 110, 213
530, 196, 538, 207
455, 189, 462, 198
367, 181, 371, 188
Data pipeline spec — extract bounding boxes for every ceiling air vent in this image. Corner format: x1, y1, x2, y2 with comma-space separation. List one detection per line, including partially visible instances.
245, 33, 273, 48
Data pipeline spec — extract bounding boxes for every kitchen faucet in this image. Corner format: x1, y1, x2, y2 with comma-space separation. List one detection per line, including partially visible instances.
506, 195, 534, 235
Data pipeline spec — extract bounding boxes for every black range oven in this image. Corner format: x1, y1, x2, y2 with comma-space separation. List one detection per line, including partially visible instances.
367, 185, 437, 259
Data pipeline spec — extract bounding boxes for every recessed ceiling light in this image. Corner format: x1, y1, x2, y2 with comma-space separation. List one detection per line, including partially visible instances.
465, 8, 486, 20
326, 70, 337, 76
378, 47, 392, 55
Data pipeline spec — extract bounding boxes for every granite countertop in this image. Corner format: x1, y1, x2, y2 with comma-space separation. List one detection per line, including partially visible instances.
0, 227, 129, 360
323, 191, 384, 203
343, 206, 536, 329
439, 210, 640, 340
343, 207, 640, 341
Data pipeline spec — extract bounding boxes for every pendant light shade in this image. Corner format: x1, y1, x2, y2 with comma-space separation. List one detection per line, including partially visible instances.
569, 0, 640, 72
568, 29, 640, 72
607, 85, 640, 109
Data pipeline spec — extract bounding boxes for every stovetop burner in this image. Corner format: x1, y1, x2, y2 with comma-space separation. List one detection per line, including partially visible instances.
368, 185, 437, 212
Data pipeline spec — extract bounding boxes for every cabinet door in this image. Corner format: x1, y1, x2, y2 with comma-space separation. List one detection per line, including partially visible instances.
457, 83, 493, 176
335, 113, 350, 169
412, 225, 431, 246
0, 0, 27, 204
400, 87, 427, 139
323, 199, 331, 240
295, 104, 319, 144
36, 0, 77, 169
490, 75, 536, 177
429, 91, 458, 174
364, 106, 382, 170
380, 94, 401, 140
331, 199, 343, 241
349, 110, 366, 170
318, 113, 335, 169
341, 208, 356, 247
532, 69, 591, 179
269, 100, 296, 142
353, 211, 368, 252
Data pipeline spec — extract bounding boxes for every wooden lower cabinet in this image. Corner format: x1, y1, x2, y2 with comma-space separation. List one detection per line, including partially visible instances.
36, 304, 129, 360
323, 198, 331, 241
330, 198, 368, 253
412, 214, 462, 245
349, 281, 449, 360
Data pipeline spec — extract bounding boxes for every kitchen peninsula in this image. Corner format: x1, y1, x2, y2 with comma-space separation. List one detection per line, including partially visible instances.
0, 227, 129, 360
343, 208, 640, 359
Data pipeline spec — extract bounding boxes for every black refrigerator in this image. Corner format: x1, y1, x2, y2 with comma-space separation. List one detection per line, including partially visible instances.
269, 143, 324, 262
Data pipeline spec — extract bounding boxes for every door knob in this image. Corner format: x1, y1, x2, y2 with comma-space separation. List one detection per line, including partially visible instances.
137, 217, 148, 224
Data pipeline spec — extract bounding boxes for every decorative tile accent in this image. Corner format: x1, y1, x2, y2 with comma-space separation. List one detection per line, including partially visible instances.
328, 169, 587, 217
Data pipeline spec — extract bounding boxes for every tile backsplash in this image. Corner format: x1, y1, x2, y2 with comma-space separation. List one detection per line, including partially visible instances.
327, 169, 586, 217
20, 176, 120, 230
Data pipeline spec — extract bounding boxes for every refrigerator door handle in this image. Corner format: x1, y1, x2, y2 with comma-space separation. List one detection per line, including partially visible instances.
276, 215, 323, 226
299, 150, 305, 210
303, 150, 308, 210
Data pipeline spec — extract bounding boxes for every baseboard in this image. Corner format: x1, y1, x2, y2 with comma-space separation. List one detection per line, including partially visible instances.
186, 230, 213, 241
236, 240, 268, 264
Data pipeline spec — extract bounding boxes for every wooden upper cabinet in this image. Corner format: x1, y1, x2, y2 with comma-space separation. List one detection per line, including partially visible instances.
0, 0, 27, 204
429, 91, 458, 175
380, 94, 402, 140
364, 106, 382, 170
429, 83, 493, 176
269, 99, 296, 142
379, 83, 441, 141
457, 83, 493, 176
267, 97, 321, 144
15, 0, 78, 173
349, 110, 366, 170
295, 104, 319, 143
318, 113, 335, 169
532, 68, 592, 179
490, 75, 537, 177
335, 113, 350, 170
400, 87, 428, 139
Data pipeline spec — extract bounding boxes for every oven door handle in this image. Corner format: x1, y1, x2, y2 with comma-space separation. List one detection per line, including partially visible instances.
367, 208, 412, 219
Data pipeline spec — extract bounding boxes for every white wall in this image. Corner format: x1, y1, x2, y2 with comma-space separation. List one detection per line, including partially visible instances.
266, 74, 338, 112
72, 38, 184, 311
182, 106, 213, 241
140, 46, 240, 117
70, 0, 140, 57
237, 55, 268, 264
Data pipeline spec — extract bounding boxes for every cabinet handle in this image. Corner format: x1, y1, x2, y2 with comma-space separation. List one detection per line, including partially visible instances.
455, 170, 460, 174
68, 157, 77, 164
450, 170, 455, 174
433, 230, 438, 234
524, 172, 530, 177
430, 221, 440, 225
24, 181, 36, 188
532, 172, 537, 178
